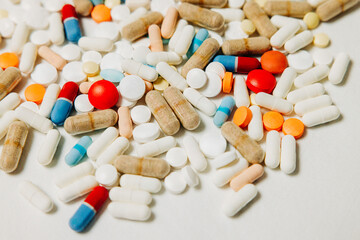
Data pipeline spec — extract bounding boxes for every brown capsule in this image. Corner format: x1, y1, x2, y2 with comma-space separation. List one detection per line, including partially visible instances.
181, 38, 220, 77
145, 90, 180, 136
221, 37, 271, 56
264, 1, 313, 18
38, 46, 67, 70
0, 121, 28, 173
73, 0, 93, 16
0, 67, 22, 101
122, 12, 164, 42
243, 2, 277, 39
221, 122, 265, 164
113, 155, 170, 179
178, 3, 225, 31
163, 86, 201, 131
316, 0, 358, 21
64, 109, 118, 135
180, 0, 227, 8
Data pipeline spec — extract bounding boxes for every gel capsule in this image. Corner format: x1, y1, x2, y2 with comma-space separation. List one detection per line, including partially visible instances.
265, 130, 281, 169
222, 184, 257, 217
156, 62, 188, 91
186, 28, 209, 58
61, 4, 82, 43
230, 164, 264, 191
87, 127, 119, 160
255, 92, 293, 115
221, 37, 271, 56
96, 137, 130, 166
270, 21, 300, 49
136, 136, 177, 157
264, 1, 313, 18
328, 52, 350, 85
214, 96, 235, 127
65, 136, 93, 166
183, 88, 217, 116
15, 106, 53, 133
168, 19, 188, 51
120, 174, 162, 193
0, 67, 22, 101
18, 181, 54, 213
49, 13, 65, 45
37, 129, 61, 166
284, 30, 313, 54
213, 55, 261, 73
302, 105, 340, 127
180, 0, 227, 8
316, 0, 358, 21
174, 25, 195, 56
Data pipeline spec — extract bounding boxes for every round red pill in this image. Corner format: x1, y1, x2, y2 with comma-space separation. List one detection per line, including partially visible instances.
246, 69, 276, 94
88, 80, 119, 109
260, 50, 288, 74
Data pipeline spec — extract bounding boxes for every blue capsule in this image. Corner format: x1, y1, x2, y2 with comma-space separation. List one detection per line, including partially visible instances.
100, 69, 125, 83
186, 28, 209, 59
65, 136, 92, 166
213, 96, 235, 127
63, 18, 82, 43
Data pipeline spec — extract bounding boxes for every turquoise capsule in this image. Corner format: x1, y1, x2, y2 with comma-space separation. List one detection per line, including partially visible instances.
213, 96, 235, 127
186, 28, 209, 59
65, 136, 93, 166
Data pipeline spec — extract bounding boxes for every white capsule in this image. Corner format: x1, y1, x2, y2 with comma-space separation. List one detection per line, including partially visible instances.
174, 25, 195, 56
248, 105, 263, 141
0, 92, 21, 116
233, 75, 250, 107
186, 68, 207, 89
108, 202, 151, 221
121, 59, 158, 82
287, 83, 325, 104
328, 52, 350, 85
87, 127, 119, 160
183, 88, 217, 116
255, 92, 293, 115
280, 135, 296, 174
272, 67, 297, 98
54, 161, 95, 188
211, 8, 244, 22
213, 151, 237, 169
136, 136, 176, 157
18, 181, 53, 213
109, 187, 152, 205
95, 164, 119, 189
37, 129, 61, 166
294, 65, 329, 88
48, 13, 64, 45
265, 130, 281, 169
19, 42, 37, 74
270, 15, 307, 32
132, 123, 160, 143
294, 95, 332, 116
38, 83, 60, 117
181, 165, 199, 187
15, 106, 53, 133
0, 110, 17, 140
156, 62, 188, 91
270, 21, 300, 48
169, 19, 188, 51
284, 30, 313, 54
120, 174, 162, 193
212, 158, 249, 187
146, 51, 182, 66
57, 175, 98, 203
205, 61, 226, 79
10, 22, 30, 53
78, 37, 114, 52
119, 7, 147, 31
222, 184, 257, 217
302, 105, 340, 127
183, 135, 208, 172
96, 137, 130, 166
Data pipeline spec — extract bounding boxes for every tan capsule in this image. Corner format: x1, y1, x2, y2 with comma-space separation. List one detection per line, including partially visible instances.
230, 164, 264, 192
178, 3, 225, 31
38, 46, 67, 70
316, 0, 358, 21
73, 0, 93, 16
0, 67, 22, 101
161, 7, 179, 39
163, 86, 200, 131
243, 2, 277, 39
148, 24, 163, 52
0, 121, 28, 173
145, 90, 180, 136
221, 37, 271, 56
122, 12, 164, 42
113, 155, 170, 179
118, 107, 133, 139
64, 109, 118, 135
264, 1, 313, 18
221, 122, 265, 164
180, 0, 227, 8
181, 38, 220, 77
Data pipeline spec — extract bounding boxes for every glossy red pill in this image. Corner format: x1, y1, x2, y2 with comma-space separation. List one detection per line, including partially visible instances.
246, 69, 276, 94
88, 80, 119, 109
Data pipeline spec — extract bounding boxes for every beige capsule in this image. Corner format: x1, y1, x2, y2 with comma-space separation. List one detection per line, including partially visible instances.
243, 2, 277, 39
0, 121, 28, 173
145, 90, 180, 136
64, 109, 118, 135
221, 122, 265, 164
38, 46, 67, 71
221, 37, 271, 56
230, 164, 264, 192
122, 12, 164, 42
0, 67, 22, 101
316, 0, 358, 21
180, 0, 227, 8
118, 107, 133, 139
161, 7, 179, 39
264, 1, 313, 18
113, 155, 170, 179
181, 38, 220, 78
73, 0, 93, 17
178, 3, 225, 31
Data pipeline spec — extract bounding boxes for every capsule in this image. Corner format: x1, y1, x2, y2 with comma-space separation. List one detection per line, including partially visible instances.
280, 135, 296, 174
108, 202, 151, 221
87, 127, 119, 160
0, 110, 16, 140
211, 8, 245, 22
264, 1, 313, 18
174, 25, 195, 56
38, 46, 67, 71
54, 161, 95, 188
113, 155, 170, 179
328, 52, 350, 85
58, 175, 98, 203
122, 12, 163, 42
243, 2, 277, 39
69, 186, 108, 232
38, 129, 61, 166
265, 130, 281, 169
96, 137, 129, 166
120, 174, 162, 193
180, 0, 227, 8
221, 122, 265, 164
19, 42, 38, 74
294, 95, 332, 116
78, 37, 113, 52
248, 105, 263, 141
0, 92, 21, 116
222, 184, 258, 217
212, 158, 249, 187
213, 55, 261, 73
73, 0, 94, 16
137, 136, 176, 157
145, 90, 180, 136
181, 38, 220, 78
169, 19, 188, 51
161, 7, 179, 39
121, 59, 158, 82
118, 107, 133, 139
183, 88, 217, 116
148, 24, 163, 52
270, 15, 308, 31
213, 96, 235, 127
273, 67, 297, 99
15, 106, 53, 133
294, 65, 329, 88
186, 28, 209, 59
270, 21, 300, 48
221, 37, 271, 56
284, 30, 313, 54
233, 75, 250, 107
146, 52, 182, 66
51, 81, 79, 126
156, 62, 188, 91
49, 13, 65, 45
10, 22, 30, 54
230, 164, 264, 192
0, 67, 22, 101
65, 136, 93, 166
255, 92, 293, 115
302, 105, 340, 127
109, 187, 152, 205
61, 4, 82, 43
316, 0, 358, 21
0, 121, 28, 173
183, 135, 208, 172
18, 181, 54, 213
287, 83, 325, 104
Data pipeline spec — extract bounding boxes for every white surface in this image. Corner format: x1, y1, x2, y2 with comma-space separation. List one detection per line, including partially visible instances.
0, 3, 360, 240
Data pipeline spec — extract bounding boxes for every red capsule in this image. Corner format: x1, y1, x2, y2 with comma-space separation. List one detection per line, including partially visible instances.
58, 81, 79, 102
84, 186, 109, 212
246, 69, 276, 94
61, 4, 78, 21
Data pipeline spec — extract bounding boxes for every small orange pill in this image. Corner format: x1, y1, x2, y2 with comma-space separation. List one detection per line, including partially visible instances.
262, 111, 284, 131
282, 118, 305, 139
91, 4, 111, 23
233, 106, 252, 128
222, 72, 233, 93
24, 84, 46, 104
0, 52, 19, 69
260, 50, 288, 74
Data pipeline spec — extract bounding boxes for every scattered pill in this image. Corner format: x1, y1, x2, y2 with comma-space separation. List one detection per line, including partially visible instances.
130, 105, 151, 125
302, 105, 340, 127
287, 83, 325, 104
255, 92, 293, 115
312, 49, 333, 66
313, 33, 330, 48
38, 45, 67, 70
19, 42, 37, 74
74, 94, 94, 113
0, 52, 19, 69
18, 181, 53, 213
60, 44, 82, 61
328, 52, 350, 85
212, 158, 249, 187
186, 68, 207, 89
199, 132, 227, 158
108, 201, 151, 221
61, 4, 82, 43
39, 84, 60, 117
230, 164, 264, 192
122, 59, 158, 82
205, 61, 225, 79
198, 72, 222, 98
248, 105, 263, 141
262, 111, 284, 131
95, 164, 119, 188
246, 69, 276, 94
222, 184, 257, 217
0, 92, 20, 116
270, 21, 300, 49
24, 84, 46, 104
183, 135, 208, 172
316, 0, 358, 21
282, 118, 305, 139
280, 135, 296, 174
260, 50, 288, 74
214, 96, 235, 127
31, 62, 58, 86
166, 147, 188, 169
273, 67, 297, 98
37, 129, 61, 166
88, 80, 119, 109
110, 187, 152, 205
294, 65, 330, 88
284, 30, 313, 54
264, 1, 312, 18
16, 106, 53, 133
265, 130, 281, 169
164, 172, 187, 194
65, 136, 93, 166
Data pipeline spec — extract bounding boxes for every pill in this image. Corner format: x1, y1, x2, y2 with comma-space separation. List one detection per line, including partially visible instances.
265, 130, 281, 169
164, 172, 187, 194
0, 52, 19, 69
270, 15, 308, 31
222, 184, 257, 217
24, 84, 46, 105
199, 132, 227, 158
0, 67, 22, 101
262, 111, 284, 131
316, 0, 358, 21
284, 30, 313, 54
108, 202, 151, 221
0, 110, 16, 140
273, 67, 297, 99
183, 88, 217, 116
20, 101, 39, 113
261, 51, 288, 74
198, 72, 222, 98
183, 135, 208, 172
74, 94, 93, 113
18, 181, 53, 213
185, 69, 207, 90
54, 161, 95, 188
302, 105, 340, 127
0, 18, 15, 38
180, 166, 199, 187
280, 135, 296, 174
165, 147, 187, 168
58, 175, 98, 203
255, 93, 293, 115
233, 106, 252, 128
180, 0, 227, 7
294, 95, 332, 116
213, 151, 237, 169
214, 55, 260, 74
10, 22, 30, 53
328, 52, 350, 85
287, 50, 314, 73
308, 0, 327, 7
30, 30, 50, 46
223, 36, 271, 55
0, 92, 20, 116
294, 65, 329, 88
60, 44, 82, 62
118, 107, 133, 138
174, 25, 195, 57
82, 51, 102, 65
156, 62, 188, 91
120, 174, 161, 193
246, 69, 276, 94
160, 7, 178, 39
65, 136, 93, 166
31, 62, 58, 86
168, 19, 188, 51
61, 4, 82, 43
38, 46, 67, 70
99, 69, 124, 83
287, 83, 324, 104
37, 129, 61, 166
130, 105, 151, 125
303, 12, 319, 30
230, 164, 264, 192
94, 164, 119, 189
240, 19, 256, 35
264, 1, 313, 18
132, 123, 160, 144
282, 118, 305, 139
110, 187, 151, 205
78, 37, 113, 52
136, 135, 176, 157
313, 33, 330, 48
222, 72, 233, 94
69, 186, 108, 232
146, 52, 182, 66
91, 4, 111, 23
212, 8, 244, 23
73, 0, 93, 16
248, 105, 264, 140
213, 96, 235, 127
87, 128, 118, 161
94, 137, 129, 167
15, 106, 53, 133
312, 49, 333, 66
122, 59, 158, 82
48, 13, 65, 45
88, 80, 119, 110
38, 84, 60, 117
19, 43, 37, 74
271, 22, 300, 49
148, 24, 163, 52
212, 158, 249, 187
232, 76, 250, 108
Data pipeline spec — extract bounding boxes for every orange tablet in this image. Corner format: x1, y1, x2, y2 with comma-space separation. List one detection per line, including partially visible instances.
25, 84, 46, 104
91, 4, 111, 23
0, 52, 19, 69
222, 72, 234, 93
262, 111, 284, 131
233, 106, 252, 128
282, 118, 305, 139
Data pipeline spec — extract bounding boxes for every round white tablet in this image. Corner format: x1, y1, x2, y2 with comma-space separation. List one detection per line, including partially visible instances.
181, 165, 199, 187
119, 75, 145, 101
111, 5, 130, 22
95, 164, 119, 188
42, 0, 65, 12
62, 61, 87, 83
0, 18, 15, 38
60, 44, 82, 62
186, 68, 207, 89
82, 51, 102, 64
132, 123, 160, 143
74, 94, 94, 113
31, 62, 58, 86
116, 95, 137, 108
198, 72, 222, 98
20, 101, 39, 113
287, 50, 314, 73
30, 30, 50, 46
101, 53, 124, 71
94, 22, 119, 42
312, 49, 333, 66
25, 6, 49, 29
133, 46, 151, 64
166, 147, 188, 168
130, 105, 151, 124
164, 172, 187, 194
199, 132, 227, 158
225, 21, 249, 40
205, 62, 226, 79
212, 151, 237, 169
115, 41, 133, 59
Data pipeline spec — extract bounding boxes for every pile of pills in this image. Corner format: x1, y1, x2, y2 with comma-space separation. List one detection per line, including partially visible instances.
0, 0, 356, 233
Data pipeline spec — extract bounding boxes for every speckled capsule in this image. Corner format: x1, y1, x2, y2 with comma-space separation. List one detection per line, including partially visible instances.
264, 1, 313, 18
316, 0, 358, 21
180, 0, 227, 8
221, 37, 271, 56
0, 67, 22, 101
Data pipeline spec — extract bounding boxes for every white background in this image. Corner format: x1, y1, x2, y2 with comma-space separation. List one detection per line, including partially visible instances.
0, 1, 360, 240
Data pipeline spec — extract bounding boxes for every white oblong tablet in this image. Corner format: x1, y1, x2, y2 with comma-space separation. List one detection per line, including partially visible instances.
18, 180, 53, 213
287, 50, 313, 73
213, 151, 237, 169
212, 158, 249, 188
108, 202, 151, 221
294, 95, 332, 116
119, 75, 145, 101
164, 172, 187, 194
312, 49, 333, 66
198, 72, 222, 98
101, 52, 124, 71
115, 41, 134, 59
60, 44, 82, 62
265, 130, 281, 169
181, 165, 199, 187
280, 135, 296, 174
109, 187, 152, 205
186, 68, 207, 89
183, 135, 207, 172
120, 174, 162, 193
54, 161, 95, 188
74, 94, 94, 113
199, 132, 227, 158
31, 62, 58, 86
95, 164, 119, 188
20, 101, 39, 113
222, 184, 257, 217
166, 147, 188, 168
0, 92, 21, 116
63, 61, 87, 84
82, 51, 102, 64
29, 30, 50, 46
95, 22, 119, 42
130, 105, 151, 125
111, 5, 131, 22
132, 123, 160, 143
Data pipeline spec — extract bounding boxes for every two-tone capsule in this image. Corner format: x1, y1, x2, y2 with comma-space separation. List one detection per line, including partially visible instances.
65, 136, 93, 166
214, 96, 235, 127
61, 4, 82, 43
213, 55, 261, 73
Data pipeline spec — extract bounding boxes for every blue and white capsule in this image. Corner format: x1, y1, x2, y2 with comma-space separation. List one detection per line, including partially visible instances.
213, 96, 235, 127
186, 28, 209, 58
65, 136, 93, 166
